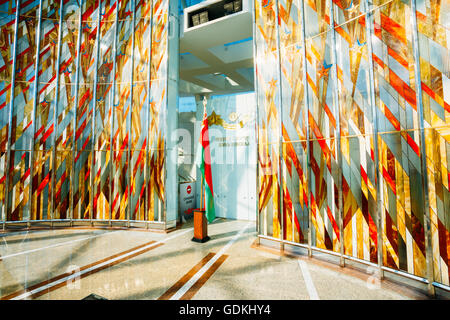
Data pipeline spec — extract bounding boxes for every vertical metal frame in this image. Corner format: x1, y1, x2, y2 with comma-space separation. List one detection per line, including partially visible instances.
329, 0, 345, 267
162, 2, 167, 225
49, 0, 65, 226
251, 0, 260, 239
89, 0, 103, 225
274, 0, 284, 244
3, 0, 21, 229
299, 0, 312, 257
128, 0, 137, 227
157, 2, 164, 225
173, 5, 181, 227
162, 0, 173, 225
109, 0, 120, 226
69, 0, 85, 225
144, 0, 154, 227
363, 0, 384, 280
28, 0, 44, 223
409, 0, 436, 297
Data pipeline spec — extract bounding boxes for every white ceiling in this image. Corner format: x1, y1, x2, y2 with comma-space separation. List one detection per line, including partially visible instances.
179, 0, 254, 96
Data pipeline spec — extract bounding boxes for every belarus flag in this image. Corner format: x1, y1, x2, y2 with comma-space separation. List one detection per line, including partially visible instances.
196, 98, 216, 223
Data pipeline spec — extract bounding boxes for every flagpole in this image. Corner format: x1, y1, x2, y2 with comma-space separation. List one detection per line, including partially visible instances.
201, 176, 204, 210
203, 180, 206, 211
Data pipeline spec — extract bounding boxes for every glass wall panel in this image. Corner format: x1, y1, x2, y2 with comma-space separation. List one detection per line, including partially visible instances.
255, 0, 449, 288
370, 1, 427, 277
305, 29, 340, 252
54, 149, 71, 219
7, 150, 31, 221
41, 0, 60, 18
91, 0, 116, 220
371, 1, 419, 134
146, 0, 168, 222
0, 0, 174, 227
130, 1, 151, 221
12, 13, 38, 152
151, 0, 168, 82
130, 82, 148, 221
335, 18, 378, 262
255, 0, 282, 238
55, 3, 79, 154
31, 149, 52, 220
110, 0, 133, 220
0, 1, 17, 220
283, 141, 309, 243
8, 2, 40, 221
304, 0, 332, 38
306, 32, 337, 140
378, 130, 426, 277
278, 0, 309, 243
148, 78, 165, 222
93, 150, 111, 219
333, 0, 366, 26
35, 14, 58, 151
341, 134, 378, 261
73, 83, 94, 219
111, 82, 130, 220
52, 0, 80, 220
78, 0, 98, 85
416, 0, 450, 287
29, 4, 60, 221
309, 137, 341, 252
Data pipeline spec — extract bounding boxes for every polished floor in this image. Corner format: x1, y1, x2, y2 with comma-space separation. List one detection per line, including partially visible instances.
0, 219, 443, 300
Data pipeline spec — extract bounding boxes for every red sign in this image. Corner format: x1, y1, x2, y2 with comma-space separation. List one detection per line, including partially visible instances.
187, 185, 192, 194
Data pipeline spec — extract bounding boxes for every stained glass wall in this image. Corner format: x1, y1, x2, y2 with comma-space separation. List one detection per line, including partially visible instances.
254, 0, 450, 289
0, 0, 178, 226
254, 0, 282, 239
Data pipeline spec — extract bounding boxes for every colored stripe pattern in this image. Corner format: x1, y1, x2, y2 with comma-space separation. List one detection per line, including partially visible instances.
278, 0, 308, 243
1, 0, 169, 224
305, 0, 340, 253
255, 0, 282, 239
334, 12, 378, 262
416, 0, 450, 286
255, 0, 450, 287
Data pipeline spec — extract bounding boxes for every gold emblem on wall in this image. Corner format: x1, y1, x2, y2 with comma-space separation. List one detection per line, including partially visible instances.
207, 110, 253, 130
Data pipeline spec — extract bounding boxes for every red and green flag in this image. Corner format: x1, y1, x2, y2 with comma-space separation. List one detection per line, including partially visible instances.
197, 98, 215, 223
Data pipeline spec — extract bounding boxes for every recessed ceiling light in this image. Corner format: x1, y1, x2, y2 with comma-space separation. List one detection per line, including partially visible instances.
225, 76, 239, 86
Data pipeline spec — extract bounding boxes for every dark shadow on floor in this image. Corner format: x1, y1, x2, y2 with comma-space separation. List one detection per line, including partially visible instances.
208, 230, 240, 241
1, 231, 110, 245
